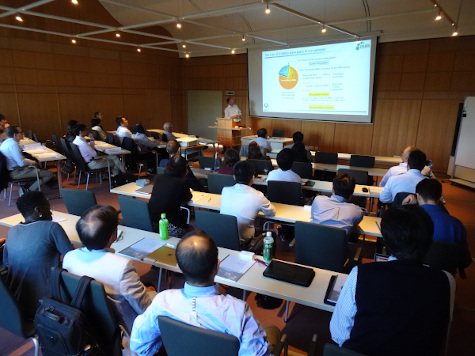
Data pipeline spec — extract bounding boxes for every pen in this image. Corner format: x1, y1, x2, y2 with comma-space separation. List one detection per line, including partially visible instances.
207, 198, 211, 203
254, 258, 268, 267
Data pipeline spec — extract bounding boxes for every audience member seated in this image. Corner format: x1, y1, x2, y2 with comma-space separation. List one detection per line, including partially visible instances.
90, 112, 107, 141
0, 113, 9, 130
380, 149, 427, 204
115, 116, 133, 144
159, 140, 204, 191
65, 119, 78, 143
330, 205, 455, 356
250, 128, 271, 155
3, 191, 73, 319
149, 156, 193, 237
221, 160, 276, 240
415, 179, 471, 269
311, 173, 363, 236
290, 131, 311, 163
63, 205, 156, 331
267, 148, 301, 184
0, 126, 54, 191
0, 127, 6, 146
130, 230, 280, 356
72, 124, 124, 176
131, 123, 161, 151
162, 122, 176, 142
218, 148, 240, 175
247, 142, 268, 160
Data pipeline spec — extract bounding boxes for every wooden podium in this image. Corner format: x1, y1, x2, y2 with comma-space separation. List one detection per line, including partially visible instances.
211, 118, 250, 147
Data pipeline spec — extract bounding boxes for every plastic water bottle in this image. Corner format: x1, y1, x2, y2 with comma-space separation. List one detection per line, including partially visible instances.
263, 231, 274, 264
159, 213, 169, 240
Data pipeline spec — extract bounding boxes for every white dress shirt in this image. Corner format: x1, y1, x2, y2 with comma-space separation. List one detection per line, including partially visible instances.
250, 137, 272, 154
379, 162, 407, 187
224, 104, 242, 122
72, 136, 97, 163
116, 126, 133, 143
379, 169, 427, 203
0, 137, 35, 170
221, 183, 276, 239
267, 168, 302, 184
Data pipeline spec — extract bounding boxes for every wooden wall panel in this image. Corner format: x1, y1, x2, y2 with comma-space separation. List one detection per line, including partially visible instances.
416, 100, 460, 170
301, 121, 335, 152
0, 93, 20, 124
92, 94, 124, 129
122, 95, 149, 126
58, 94, 93, 131
333, 124, 373, 155
147, 90, 172, 129
17, 93, 61, 140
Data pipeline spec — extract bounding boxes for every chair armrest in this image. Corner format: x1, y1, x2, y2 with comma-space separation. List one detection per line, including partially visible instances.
307, 334, 318, 356
273, 333, 288, 356
288, 238, 295, 248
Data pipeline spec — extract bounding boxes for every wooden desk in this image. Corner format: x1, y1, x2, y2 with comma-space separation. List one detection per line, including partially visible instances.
110, 185, 382, 237
94, 141, 131, 170
0, 212, 81, 244
111, 226, 345, 312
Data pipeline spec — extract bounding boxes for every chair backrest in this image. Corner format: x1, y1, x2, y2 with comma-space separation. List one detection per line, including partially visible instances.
0, 276, 33, 338
393, 191, 412, 206
207, 174, 236, 194
349, 154, 375, 168
61, 188, 97, 216
148, 131, 160, 140
51, 134, 63, 154
158, 316, 240, 356
118, 195, 154, 232
156, 166, 165, 175
337, 168, 369, 186
295, 221, 348, 273
323, 343, 366, 356
291, 161, 313, 179
195, 210, 241, 250
106, 133, 119, 146
315, 151, 338, 164
247, 159, 273, 175
56, 269, 122, 355
267, 181, 302, 206
272, 129, 285, 137
32, 132, 39, 142
239, 145, 248, 157
423, 240, 460, 276
90, 130, 102, 141
69, 143, 88, 171
199, 156, 221, 169
60, 138, 73, 161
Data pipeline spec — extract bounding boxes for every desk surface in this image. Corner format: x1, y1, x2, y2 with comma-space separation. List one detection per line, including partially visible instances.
20, 142, 66, 162
110, 184, 382, 237
311, 162, 388, 177
336, 153, 401, 165
111, 226, 344, 312
94, 141, 131, 155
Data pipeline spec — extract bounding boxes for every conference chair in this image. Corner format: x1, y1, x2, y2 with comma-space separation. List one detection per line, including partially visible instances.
69, 143, 111, 190
195, 210, 241, 250
60, 138, 76, 180
51, 134, 63, 154
118, 195, 154, 232
158, 316, 289, 356
247, 159, 273, 175
239, 145, 248, 157
60, 188, 97, 216
53, 268, 122, 354
314, 151, 338, 181
267, 181, 303, 206
291, 161, 313, 179
207, 173, 235, 194
392, 191, 413, 206
147, 131, 160, 140
323, 343, 366, 356
349, 154, 375, 168
0, 274, 40, 356
156, 166, 165, 175
199, 156, 221, 170
121, 137, 158, 176
272, 128, 285, 137
105, 133, 120, 146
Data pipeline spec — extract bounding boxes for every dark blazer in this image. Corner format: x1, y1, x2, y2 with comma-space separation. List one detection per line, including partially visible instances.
148, 173, 192, 228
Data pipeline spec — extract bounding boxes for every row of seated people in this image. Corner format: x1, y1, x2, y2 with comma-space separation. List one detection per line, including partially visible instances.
1, 188, 460, 355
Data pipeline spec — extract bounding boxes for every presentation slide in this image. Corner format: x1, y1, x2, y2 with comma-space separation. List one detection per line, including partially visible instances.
248, 38, 377, 123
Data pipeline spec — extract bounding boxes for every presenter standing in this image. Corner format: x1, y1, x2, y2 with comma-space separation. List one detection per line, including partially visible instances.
224, 97, 243, 126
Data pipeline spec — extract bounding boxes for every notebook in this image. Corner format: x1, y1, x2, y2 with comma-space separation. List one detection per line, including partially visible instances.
263, 260, 315, 287
136, 184, 154, 195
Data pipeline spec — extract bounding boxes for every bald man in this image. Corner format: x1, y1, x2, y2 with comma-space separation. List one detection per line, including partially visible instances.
162, 122, 176, 142
131, 230, 280, 356
379, 146, 416, 187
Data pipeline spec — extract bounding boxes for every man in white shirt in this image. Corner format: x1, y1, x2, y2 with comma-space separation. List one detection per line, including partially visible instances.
72, 124, 124, 176
250, 128, 272, 155
379, 149, 427, 203
0, 126, 54, 191
221, 160, 276, 240
379, 146, 415, 187
267, 148, 301, 184
224, 97, 242, 124
115, 116, 133, 144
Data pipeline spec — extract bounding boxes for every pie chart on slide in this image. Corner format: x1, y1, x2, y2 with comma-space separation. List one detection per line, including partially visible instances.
279, 64, 298, 89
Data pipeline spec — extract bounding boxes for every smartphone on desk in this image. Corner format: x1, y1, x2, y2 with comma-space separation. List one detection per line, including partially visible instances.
305, 181, 315, 187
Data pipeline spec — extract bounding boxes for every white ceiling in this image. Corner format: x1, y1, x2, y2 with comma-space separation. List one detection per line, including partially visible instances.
1, 0, 473, 57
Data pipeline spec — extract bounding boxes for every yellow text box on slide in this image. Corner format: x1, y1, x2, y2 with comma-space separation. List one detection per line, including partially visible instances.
309, 105, 334, 110
309, 93, 330, 96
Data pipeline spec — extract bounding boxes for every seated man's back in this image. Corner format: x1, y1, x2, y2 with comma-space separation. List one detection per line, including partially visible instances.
267, 148, 301, 184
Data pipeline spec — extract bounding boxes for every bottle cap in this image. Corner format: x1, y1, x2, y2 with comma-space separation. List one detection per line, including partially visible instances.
266, 231, 272, 237
161, 213, 166, 218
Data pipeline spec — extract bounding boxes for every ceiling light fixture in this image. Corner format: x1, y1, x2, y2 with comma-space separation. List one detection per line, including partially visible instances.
185, 53, 190, 58
115, 32, 121, 38
452, 29, 458, 36
71, 39, 77, 44
15, 15, 23, 22
321, 25, 327, 33
182, 43, 186, 48
242, 35, 246, 42
231, 49, 235, 54
265, 3, 270, 14
435, 11, 442, 21
71, 0, 78, 5
176, 22, 182, 29
137, 48, 141, 52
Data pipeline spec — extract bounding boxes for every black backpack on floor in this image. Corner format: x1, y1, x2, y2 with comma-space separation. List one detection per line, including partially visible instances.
34, 268, 105, 356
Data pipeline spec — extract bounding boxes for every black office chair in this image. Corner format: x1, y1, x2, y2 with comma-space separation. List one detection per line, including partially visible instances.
291, 161, 313, 179
314, 151, 338, 182
121, 137, 158, 176
53, 269, 122, 354
392, 191, 413, 206
338, 168, 371, 186
105, 133, 119, 146
118, 195, 154, 232
267, 181, 303, 206
349, 154, 375, 168
148, 131, 161, 140
199, 156, 221, 170
69, 143, 111, 190
195, 210, 241, 250
295, 221, 354, 273
207, 173, 235, 194
247, 159, 273, 175
61, 188, 97, 216
272, 129, 285, 137
0, 275, 40, 356
51, 134, 63, 154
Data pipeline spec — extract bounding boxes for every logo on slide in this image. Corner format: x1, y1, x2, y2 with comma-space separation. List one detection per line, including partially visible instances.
279, 64, 298, 89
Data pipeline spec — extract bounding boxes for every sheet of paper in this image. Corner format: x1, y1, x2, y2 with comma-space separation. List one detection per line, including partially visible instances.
219, 254, 255, 274
52, 214, 66, 222
118, 238, 166, 260
23, 143, 43, 151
